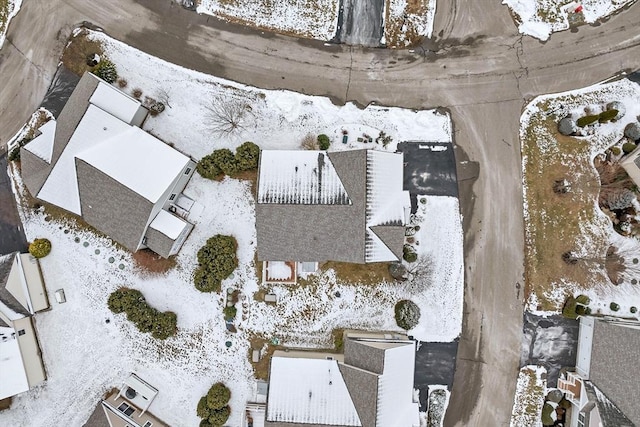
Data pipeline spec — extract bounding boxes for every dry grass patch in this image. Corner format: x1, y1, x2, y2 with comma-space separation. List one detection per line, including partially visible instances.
384, 0, 433, 48
321, 261, 394, 285
522, 110, 608, 310
0, 0, 10, 36
132, 249, 177, 275
0, 397, 11, 411
60, 29, 104, 76
248, 336, 281, 380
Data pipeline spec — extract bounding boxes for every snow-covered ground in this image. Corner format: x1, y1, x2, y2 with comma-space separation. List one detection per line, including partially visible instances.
197, 0, 339, 41
503, 0, 635, 41
522, 77, 640, 315
385, 0, 437, 47
510, 365, 547, 427
0, 30, 462, 426
0, 0, 21, 48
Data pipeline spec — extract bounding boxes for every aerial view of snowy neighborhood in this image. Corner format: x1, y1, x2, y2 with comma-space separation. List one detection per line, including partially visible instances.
0, 1, 639, 427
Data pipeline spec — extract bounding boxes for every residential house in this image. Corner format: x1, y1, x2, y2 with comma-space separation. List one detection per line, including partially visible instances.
255, 150, 410, 281
84, 373, 168, 427
620, 148, 640, 188
248, 332, 420, 427
558, 316, 640, 427
20, 72, 196, 258
0, 252, 49, 400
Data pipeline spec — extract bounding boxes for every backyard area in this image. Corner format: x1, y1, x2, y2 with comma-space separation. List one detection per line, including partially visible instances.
503, 0, 636, 40
0, 29, 463, 426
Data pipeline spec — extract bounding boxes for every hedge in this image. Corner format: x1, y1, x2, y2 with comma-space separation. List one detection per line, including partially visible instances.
598, 109, 619, 123
576, 115, 599, 127
194, 235, 238, 293
107, 288, 177, 339
197, 142, 261, 180
29, 238, 52, 258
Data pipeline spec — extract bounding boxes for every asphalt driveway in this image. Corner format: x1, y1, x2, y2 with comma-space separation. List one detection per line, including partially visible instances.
414, 340, 459, 410
398, 141, 459, 197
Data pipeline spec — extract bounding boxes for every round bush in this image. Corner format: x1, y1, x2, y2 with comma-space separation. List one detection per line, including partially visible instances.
317, 134, 331, 150
558, 117, 577, 136
197, 154, 223, 180
212, 149, 239, 176
235, 141, 260, 171
206, 383, 231, 410
394, 300, 421, 330
575, 294, 590, 305
611, 146, 622, 156
631, 306, 637, 314
624, 122, 640, 141
403, 245, 417, 263
622, 142, 637, 154
93, 59, 118, 83
29, 238, 52, 258
610, 302, 620, 311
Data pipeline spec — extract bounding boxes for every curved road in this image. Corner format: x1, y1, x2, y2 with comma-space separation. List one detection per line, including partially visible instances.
1, 1, 639, 426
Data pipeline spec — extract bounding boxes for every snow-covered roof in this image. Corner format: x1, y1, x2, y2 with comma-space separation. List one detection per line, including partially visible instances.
149, 210, 189, 239
0, 326, 30, 400
36, 105, 131, 214
89, 82, 143, 125
376, 341, 420, 427
267, 357, 362, 426
257, 151, 351, 205
23, 120, 56, 163
76, 126, 190, 203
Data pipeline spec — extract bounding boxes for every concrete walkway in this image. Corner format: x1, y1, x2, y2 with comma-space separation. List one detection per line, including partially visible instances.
0, 1, 639, 426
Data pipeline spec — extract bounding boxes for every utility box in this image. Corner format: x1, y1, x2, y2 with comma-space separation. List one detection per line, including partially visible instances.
54, 289, 66, 304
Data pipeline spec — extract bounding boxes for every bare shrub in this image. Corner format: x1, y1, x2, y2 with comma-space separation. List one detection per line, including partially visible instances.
204, 97, 253, 136
300, 133, 319, 150
117, 78, 128, 88
602, 188, 636, 211
131, 88, 143, 99
156, 87, 172, 109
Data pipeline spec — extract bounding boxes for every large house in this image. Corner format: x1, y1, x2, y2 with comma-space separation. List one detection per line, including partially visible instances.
255, 150, 410, 279
558, 316, 640, 427
0, 252, 49, 400
248, 332, 420, 427
20, 72, 196, 258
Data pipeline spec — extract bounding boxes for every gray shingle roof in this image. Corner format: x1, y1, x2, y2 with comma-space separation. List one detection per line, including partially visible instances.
0, 252, 30, 318
339, 363, 379, 427
75, 159, 153, 253
21, 72, 99, 198
583, 381, 634, 427
256, 150, 405, 263
589, 319, 640, 425
344, 338, 386, 375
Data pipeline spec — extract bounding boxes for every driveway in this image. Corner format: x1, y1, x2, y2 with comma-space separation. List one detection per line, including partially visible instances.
398, 141, 459, 197
0, 155, 28, 254
414, 340, 459, 410
0, 1, 639, 426
336, 0, 385, 46
521, 313, 579, 387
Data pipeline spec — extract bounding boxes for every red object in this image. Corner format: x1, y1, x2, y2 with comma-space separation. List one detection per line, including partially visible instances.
574, 5, 583, 13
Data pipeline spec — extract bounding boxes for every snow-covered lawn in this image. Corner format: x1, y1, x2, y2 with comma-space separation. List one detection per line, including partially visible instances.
522, 76, 640, 314
503, 0, 635, 41
385, 0, 437, 47
0, 0, 21, 48
510, 365, 547, 427
0, 30, 462, 426
197, 0, 339, 41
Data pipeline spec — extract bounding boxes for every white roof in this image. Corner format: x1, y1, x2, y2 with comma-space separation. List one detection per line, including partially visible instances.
122, 373, 158, 412
37, 105, 131, 214
0, 326, 30, 400
257, 151, 351, 205
24, 120, 56, 163
149, 210, 188, 239
365, 151, 410, 262
376, 341, 420, 427
77, 126, 189, 202
89, 81, 142, 124
267, 357, 361, 426
576, 316, 595, 377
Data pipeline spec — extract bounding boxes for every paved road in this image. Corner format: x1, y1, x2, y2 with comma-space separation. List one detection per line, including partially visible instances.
0, 1, 639, 426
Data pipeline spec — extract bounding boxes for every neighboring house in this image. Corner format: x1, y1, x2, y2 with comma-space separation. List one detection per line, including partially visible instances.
84, 373, 168, 427
20, 72, 196, 258
558, 316, 640, 427
0, 252, 49, 400
256, 150, 410, 280
250, 332, 420, 427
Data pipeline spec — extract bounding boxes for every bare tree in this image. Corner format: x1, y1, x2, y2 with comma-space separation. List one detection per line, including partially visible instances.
156, 87, 172, 109
204, 97, 253, 136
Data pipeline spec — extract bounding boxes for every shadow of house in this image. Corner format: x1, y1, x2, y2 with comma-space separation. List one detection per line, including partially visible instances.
20, 73, 196, 258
